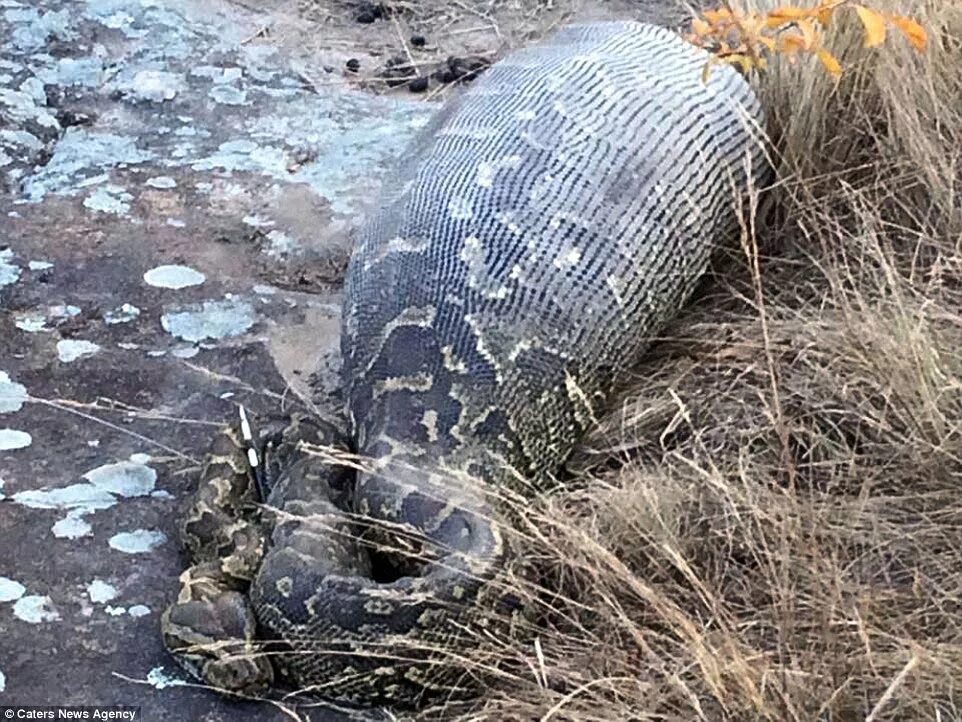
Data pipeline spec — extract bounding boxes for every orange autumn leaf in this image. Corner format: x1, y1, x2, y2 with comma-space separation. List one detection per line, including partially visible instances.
889, 14, 927, 51
780, 32, 809, 54
854, 5, 886, 47
765, 8, 810, 28
690, 1, 926, 83
738, 13, 768, 38
797, 18, 818, 49
692, 17, 712, 36
817, 47, 843, 76
816, 3, 834, 27
757, 35, 777, 52
703, 8, 734, 24
767, 6, 812, 21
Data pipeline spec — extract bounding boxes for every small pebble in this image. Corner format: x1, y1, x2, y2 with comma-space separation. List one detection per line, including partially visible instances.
353, 1, 383, 23
345, 58, 360, 73
410, 34, 426, 48
380, 56, 415, 88
408, 77, 428, 93
435, 68, 457, 84
435, 55, 491, 85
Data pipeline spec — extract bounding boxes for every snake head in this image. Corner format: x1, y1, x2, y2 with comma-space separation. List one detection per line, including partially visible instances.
201, 652, 274, 697
161, 585, 274, 696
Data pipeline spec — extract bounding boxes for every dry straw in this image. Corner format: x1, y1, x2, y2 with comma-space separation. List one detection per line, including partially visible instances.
413, 1, 962, 719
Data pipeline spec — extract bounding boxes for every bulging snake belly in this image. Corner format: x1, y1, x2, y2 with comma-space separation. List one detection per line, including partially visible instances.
161, 20, 767, 706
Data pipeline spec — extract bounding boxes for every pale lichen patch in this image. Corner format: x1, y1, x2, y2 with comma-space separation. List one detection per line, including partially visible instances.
56, 339, 101, 363
0, 429, 31, 450
86, 579, 118, 604
83, 184, 132, 215
143, 264, 205, 289
0, 577, 26, 603
52, 512, 92, 539
146, 667, 186, 689
12, 595, 59, 623
108, 529, 166, 554
103, 303, 140, 324
0, 248, 20, 287
82, 460, 157, 497
161, 298, 255, 342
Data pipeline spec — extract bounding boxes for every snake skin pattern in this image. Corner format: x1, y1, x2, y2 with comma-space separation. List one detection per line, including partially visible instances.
162, 20, 767, 706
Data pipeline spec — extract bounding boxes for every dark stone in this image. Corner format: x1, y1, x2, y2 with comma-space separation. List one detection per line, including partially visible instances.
352, 2, 384, 24
407, 76, 428, 93
447, 55, 491, 83
430, 55, 492, 86
410, 34, 426, 48
433, 68, 457, 84
378, 56, 415, 87
55, 109, 95, 128
345, 58, 360, 72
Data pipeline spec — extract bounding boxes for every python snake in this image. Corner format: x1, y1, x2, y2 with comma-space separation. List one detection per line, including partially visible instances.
161, 20, 766, 706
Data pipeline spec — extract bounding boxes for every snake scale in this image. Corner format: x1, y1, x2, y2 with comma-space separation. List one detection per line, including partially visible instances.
161, 21, 766, 706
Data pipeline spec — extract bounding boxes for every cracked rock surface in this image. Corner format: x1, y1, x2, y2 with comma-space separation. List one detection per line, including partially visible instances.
0, 0, 431, 718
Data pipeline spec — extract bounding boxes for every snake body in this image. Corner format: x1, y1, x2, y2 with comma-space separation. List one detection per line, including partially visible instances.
162, 21, 766, 705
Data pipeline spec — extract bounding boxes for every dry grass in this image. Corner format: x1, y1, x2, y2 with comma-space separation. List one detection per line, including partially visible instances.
414, 2, 962, 720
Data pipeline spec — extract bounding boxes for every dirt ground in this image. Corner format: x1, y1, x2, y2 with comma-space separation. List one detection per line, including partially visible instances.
0, 1, 704, 720
258, 0, 698, 99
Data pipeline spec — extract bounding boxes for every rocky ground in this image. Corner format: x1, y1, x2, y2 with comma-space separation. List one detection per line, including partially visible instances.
0, 0, 701, 719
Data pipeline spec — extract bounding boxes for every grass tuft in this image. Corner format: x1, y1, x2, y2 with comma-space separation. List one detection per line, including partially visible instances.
415, 2, 962, 719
